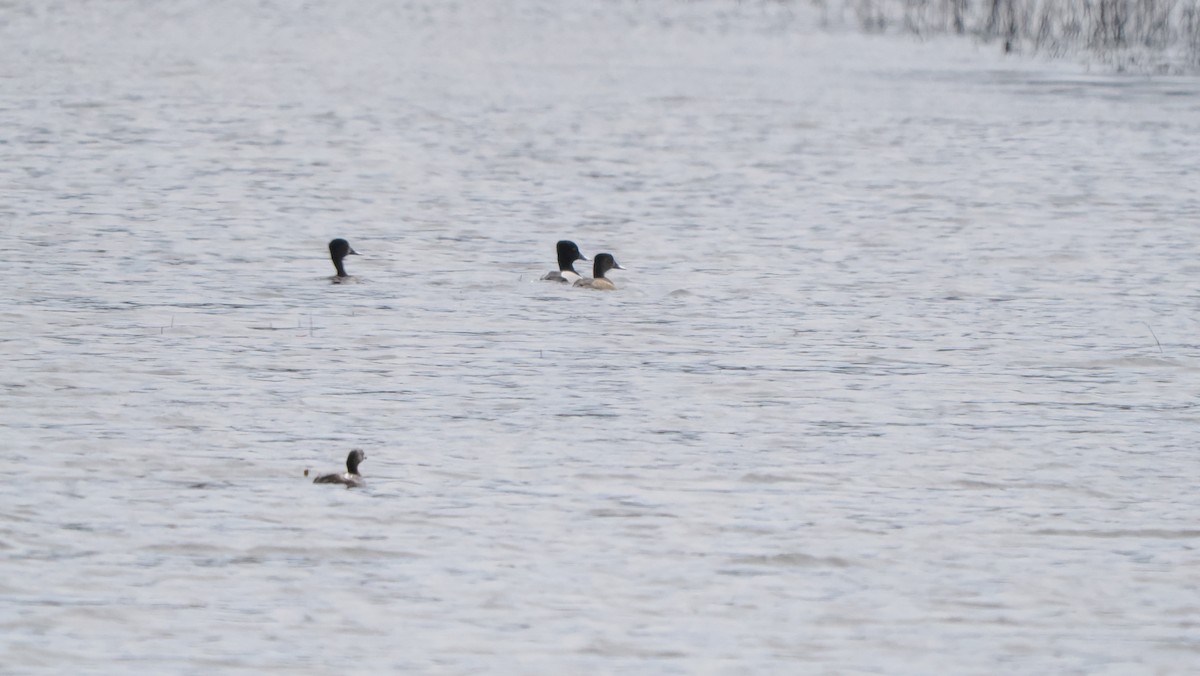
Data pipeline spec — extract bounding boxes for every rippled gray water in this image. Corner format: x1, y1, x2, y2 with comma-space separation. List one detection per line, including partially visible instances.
3, 1, 1200, 672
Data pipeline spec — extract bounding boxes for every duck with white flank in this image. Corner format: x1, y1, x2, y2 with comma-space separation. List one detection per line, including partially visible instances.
541, 240, 588, 283
313, 449, 366, 488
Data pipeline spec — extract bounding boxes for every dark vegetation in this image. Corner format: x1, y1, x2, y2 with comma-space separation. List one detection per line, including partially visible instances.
813, 0, 1200, 71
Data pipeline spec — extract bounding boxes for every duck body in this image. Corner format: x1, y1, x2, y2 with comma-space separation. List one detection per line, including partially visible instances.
543, 269, 581, 284
576, 277, 616, 290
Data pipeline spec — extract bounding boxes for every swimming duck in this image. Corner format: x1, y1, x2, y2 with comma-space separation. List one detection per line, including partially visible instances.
541, 240, 588, 283
574, 253, 624, 290
329, 238, 359, 282
313, 449, 366, 488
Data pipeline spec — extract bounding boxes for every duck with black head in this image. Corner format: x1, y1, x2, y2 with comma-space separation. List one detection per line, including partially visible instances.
313, 449, 366, 488
328, 238, 359, 283
574, 253, 625, 290
541, 240, 588, 283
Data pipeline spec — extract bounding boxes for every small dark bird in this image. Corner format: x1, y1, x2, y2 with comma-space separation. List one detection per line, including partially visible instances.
313, 449, 366, 488
329, 238, 359, 281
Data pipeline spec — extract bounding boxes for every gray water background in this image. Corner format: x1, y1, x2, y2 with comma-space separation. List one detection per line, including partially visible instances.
2, 1, 1200, 672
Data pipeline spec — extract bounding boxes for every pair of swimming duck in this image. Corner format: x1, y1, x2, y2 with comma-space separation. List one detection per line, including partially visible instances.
539, 240, 626, 290
328, 238, 625, 290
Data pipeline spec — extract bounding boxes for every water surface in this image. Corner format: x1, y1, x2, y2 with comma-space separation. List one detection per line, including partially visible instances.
2, 1, 1200, 672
